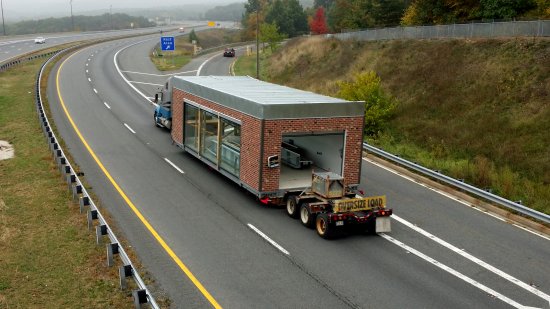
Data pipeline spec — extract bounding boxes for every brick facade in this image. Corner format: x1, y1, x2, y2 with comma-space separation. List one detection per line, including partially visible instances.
171, 88, 363, 193
262, 118, 363, 191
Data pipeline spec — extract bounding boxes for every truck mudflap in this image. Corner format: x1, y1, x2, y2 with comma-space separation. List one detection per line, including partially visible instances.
376, 216, 391, 233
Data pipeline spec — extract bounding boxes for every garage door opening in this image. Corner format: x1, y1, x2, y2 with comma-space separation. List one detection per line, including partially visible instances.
279, 132, 344, 190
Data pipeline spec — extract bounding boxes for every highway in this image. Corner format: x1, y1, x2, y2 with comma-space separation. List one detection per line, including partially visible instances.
44, 32, 550, 308
0, 25, 197, 64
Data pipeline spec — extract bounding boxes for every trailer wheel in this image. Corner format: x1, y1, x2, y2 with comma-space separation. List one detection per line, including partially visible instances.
286, 196, 300, 219
364, 217, 377, 235
300, 204, 315, 228
316, 213, 335, 239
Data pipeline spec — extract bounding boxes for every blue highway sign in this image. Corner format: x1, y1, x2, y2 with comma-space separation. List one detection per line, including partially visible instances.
160, 36, 175, 51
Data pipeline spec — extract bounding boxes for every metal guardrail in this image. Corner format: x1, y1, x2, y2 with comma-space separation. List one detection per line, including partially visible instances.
335, 19, 549, 41
363, 143, 550, 224
0, 50, 61, 73
28, 45, 159, 308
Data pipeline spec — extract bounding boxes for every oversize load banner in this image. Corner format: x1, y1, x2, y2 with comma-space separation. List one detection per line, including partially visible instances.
332, 196, 386, 213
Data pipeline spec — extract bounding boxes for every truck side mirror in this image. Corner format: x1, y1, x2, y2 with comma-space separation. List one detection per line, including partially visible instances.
154, 93, 159, 103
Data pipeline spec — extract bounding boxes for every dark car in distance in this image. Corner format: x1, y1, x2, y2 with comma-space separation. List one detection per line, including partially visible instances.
223, 48, 235, 57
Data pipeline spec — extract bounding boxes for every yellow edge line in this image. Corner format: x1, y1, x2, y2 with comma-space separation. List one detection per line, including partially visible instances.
55, 48, 222, 309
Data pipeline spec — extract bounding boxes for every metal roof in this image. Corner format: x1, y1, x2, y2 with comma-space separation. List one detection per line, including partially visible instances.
171, 76, 364, 120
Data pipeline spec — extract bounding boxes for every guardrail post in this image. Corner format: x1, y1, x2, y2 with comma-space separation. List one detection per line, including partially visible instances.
132, 289, 148, 309
119, 264, 133, 290
42, 122, 49, 134
57, 157, 67, 173
72, 184, 83, 200
66, 174, 76, 190
79, 196, 90, 213
96, 224, 108, 245
63, 165, 72, 181
107, 242, 119, 267
87, 209, 98, 230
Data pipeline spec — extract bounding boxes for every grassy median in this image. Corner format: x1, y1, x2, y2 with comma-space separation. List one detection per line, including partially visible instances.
0, 55, 133, 307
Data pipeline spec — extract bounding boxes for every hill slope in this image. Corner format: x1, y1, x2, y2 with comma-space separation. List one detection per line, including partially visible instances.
264, 37, 550, 213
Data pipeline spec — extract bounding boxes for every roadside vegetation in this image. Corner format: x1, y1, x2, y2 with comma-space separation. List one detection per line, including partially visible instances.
0, 51, 134, 307
3, 14, 153, 35
233, 49, 271, 78
236, 36, 549, 214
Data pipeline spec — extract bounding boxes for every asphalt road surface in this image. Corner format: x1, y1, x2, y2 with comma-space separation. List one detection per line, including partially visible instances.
46, 32, 550, 308
0, 24, 201, 64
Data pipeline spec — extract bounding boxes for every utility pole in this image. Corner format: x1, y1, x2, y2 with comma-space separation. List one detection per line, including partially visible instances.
1, 0, 6, 36
70, 0, 74, 32
255, 3, 260, 79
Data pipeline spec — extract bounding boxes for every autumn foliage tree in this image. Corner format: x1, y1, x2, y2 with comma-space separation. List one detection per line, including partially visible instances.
337, 71, 396, 136
310, 7, 329, 34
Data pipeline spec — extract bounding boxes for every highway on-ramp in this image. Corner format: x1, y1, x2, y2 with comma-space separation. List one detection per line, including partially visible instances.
46, 33, 550, 308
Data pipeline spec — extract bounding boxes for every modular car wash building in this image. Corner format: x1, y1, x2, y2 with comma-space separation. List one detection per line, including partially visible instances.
169, 76, 365, 203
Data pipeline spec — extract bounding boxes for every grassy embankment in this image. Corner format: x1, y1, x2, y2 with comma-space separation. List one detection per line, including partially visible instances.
150, 29, 241, 71
233, 48, 271, 78
0, 53, 134, 307
235, 37, 550, 214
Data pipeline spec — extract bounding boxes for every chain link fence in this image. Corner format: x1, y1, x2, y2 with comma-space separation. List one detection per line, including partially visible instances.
335, 20, 549, 41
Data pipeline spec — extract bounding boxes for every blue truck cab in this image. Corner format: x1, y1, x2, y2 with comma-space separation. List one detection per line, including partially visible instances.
154, 79, 172, 129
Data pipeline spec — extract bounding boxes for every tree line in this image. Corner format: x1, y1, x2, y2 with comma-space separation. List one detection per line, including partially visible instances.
2, 14, 154, 35
242, 0, 550, 38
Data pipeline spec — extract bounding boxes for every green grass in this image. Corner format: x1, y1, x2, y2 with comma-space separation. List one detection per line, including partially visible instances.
255, 36, 550, 214
233, 49, 272, 79
151, 48, 193, 71
0, 56, 134, 307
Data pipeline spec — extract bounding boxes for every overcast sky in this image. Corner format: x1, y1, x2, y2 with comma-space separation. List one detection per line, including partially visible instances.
1, 0, 239, 20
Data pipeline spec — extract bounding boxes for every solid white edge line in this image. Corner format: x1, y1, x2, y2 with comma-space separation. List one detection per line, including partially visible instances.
363, 157, 550, 241
121, 69, 198, 77
164, 158, 185, 174
393, 214, 550, 302
104, 102, 111, 109
124, 123, 136, 134
379, 234, 525, 308
93, 88, 98, 94
196, 52, 223, 76
247, 223, 290, 255
113, 38, 159, 105
128, 81, 164, 86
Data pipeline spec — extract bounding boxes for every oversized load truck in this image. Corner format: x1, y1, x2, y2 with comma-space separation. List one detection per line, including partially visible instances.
154, 76, 391, 238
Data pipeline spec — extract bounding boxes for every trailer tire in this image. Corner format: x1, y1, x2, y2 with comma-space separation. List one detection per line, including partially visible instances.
286, 196, 300, 219
300, 204, 315, 228
364, 217, 377, 235
316, 213, 335, 239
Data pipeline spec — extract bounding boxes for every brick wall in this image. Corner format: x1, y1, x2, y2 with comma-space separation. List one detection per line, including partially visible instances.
262, 117, 363, 192
171, 91, 184, 145
171, 88, 363, 194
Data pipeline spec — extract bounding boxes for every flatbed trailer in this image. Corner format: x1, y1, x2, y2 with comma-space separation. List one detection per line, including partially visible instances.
154, 76, 392, 238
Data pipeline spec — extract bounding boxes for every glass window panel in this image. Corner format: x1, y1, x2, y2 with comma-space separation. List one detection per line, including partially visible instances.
184, 104, 199, 151
200, 110, 218, 163
220, 119, 241, 177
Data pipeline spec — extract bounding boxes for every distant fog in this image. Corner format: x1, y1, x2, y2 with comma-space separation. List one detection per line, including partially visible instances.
1, 0, 242, 21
